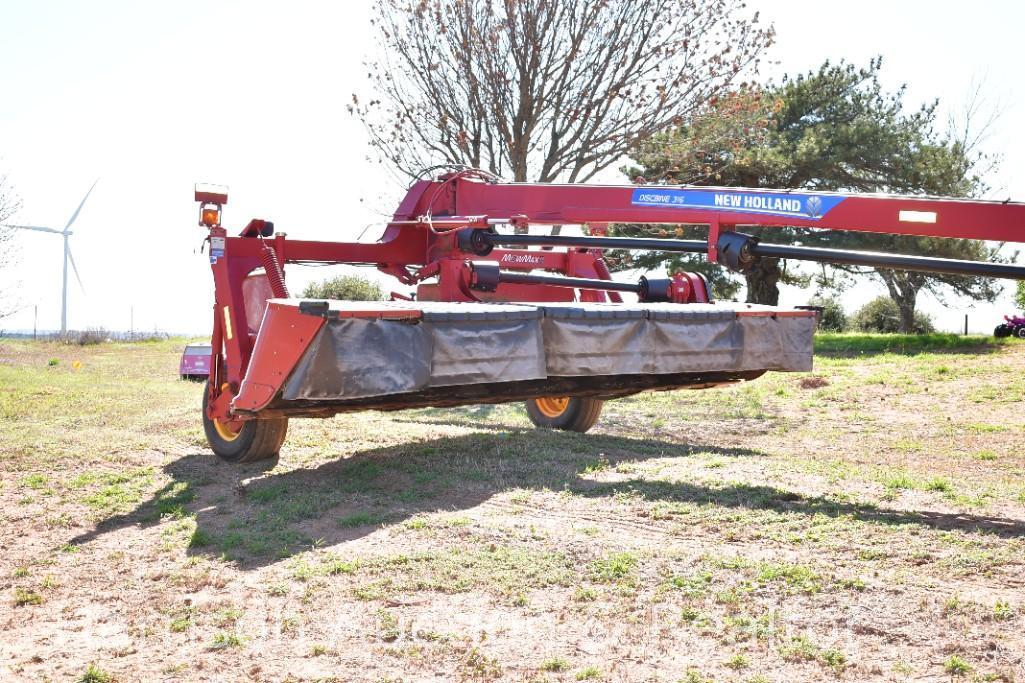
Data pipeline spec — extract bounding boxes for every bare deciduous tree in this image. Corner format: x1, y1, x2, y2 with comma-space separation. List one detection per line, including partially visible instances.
0, 173, 22, 319
352, 0, 773, 184
947, 78, 1003, 187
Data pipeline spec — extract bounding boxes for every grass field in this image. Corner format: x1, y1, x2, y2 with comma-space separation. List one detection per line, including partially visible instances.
1, 334, 1023, 682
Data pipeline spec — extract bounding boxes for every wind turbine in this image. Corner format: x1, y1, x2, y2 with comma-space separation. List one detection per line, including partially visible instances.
2, 180, 98, 334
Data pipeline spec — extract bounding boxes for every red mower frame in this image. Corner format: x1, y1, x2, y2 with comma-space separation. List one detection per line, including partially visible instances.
199, 172, 1025, 442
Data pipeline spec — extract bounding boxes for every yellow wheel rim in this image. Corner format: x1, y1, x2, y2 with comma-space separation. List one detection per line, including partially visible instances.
212, 417, 243, 442
212, 382, 243, 442
535, 396, 570, 418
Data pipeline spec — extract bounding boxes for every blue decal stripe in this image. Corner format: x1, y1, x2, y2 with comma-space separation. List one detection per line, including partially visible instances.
630, 188, 845, 221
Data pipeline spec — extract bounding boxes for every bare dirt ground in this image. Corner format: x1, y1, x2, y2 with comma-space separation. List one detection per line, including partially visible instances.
1, 336, 1023, 683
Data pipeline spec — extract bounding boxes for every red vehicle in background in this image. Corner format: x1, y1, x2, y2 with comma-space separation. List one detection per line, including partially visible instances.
994, 315, 1025, 339
179, 343, 211, 381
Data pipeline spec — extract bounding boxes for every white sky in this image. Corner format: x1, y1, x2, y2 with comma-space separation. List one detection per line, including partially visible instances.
1, 0, 1022, 334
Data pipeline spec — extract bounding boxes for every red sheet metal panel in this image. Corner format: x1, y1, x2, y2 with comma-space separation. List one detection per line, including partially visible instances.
232, 301, 326, 413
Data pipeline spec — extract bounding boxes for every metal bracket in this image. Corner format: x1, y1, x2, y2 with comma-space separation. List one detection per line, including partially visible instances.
716, 231, 760, 273
457, 228, 496, 256
468, 261, 501, 292
297, 300, 337, 319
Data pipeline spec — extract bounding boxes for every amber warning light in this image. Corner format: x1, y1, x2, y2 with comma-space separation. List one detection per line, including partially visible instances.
195, 182, 228, 228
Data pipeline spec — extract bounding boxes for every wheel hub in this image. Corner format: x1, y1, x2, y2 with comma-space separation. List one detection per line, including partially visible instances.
212, 417, 243, 442
534, 396, 570, 418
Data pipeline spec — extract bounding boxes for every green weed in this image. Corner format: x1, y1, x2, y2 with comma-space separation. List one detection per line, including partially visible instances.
589, 552, 638, 583
944, 654, 972, 675
377, 609, 401, 642
13, 588, 43, 606
725, 654, 750, 669
541, 656, 570, 672
460, 647, 501, 680
209, 632, 245, 649
78, 665, 113, 683
993, 600, 1015, 621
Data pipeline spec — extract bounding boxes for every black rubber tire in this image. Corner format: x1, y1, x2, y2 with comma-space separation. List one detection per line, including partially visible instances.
994, 324, 1012, 338
202, 383, 288, 463
1016, 327, 1025, 339
525, 397, 604, 433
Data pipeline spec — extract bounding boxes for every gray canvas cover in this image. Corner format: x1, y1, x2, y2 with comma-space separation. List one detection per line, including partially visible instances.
736, 313, 815, 372
418, 302, 546, 387
282, 301, 546, 401
282, 317, 432, 400
537, 302, 650, 376
278, 300, 814, 402
536, 302, 814, 376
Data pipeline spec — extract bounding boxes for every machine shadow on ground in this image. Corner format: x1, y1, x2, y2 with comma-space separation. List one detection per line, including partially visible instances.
71, 424, 1025, 570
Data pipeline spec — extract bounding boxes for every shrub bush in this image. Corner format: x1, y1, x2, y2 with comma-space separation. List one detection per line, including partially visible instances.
807, 295, 847, 332
851, 296, 935, 334
301, 274, 384, 301
57, 328, 108, 345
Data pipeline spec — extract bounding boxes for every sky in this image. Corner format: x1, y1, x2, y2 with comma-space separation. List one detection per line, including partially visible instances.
0, 0, 1023, 334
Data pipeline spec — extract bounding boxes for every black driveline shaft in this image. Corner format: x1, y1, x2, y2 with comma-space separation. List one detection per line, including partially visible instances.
475, 230, 1025, 280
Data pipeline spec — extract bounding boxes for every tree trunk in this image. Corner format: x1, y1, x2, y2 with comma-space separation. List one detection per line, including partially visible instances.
897, 301, 916, 334
879, 270, 920, 333
744, 258, 781, 305
513, 168, 530, 235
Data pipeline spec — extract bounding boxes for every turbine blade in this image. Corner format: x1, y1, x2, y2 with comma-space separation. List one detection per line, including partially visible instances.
68, 247, 85, 294
3, 224, 62, 234
64, 178, 99, 231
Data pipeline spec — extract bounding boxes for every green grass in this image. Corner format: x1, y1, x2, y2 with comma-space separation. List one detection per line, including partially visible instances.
77, 469, 157, 515
0, 338, 204, 466
814, 332, 1003, 356
778, 634, 847, 671
755, 561, 821, 593
336, 544, 577, 602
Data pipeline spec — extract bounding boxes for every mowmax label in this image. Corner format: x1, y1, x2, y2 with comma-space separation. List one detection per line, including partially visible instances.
501, 253, 544, 264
